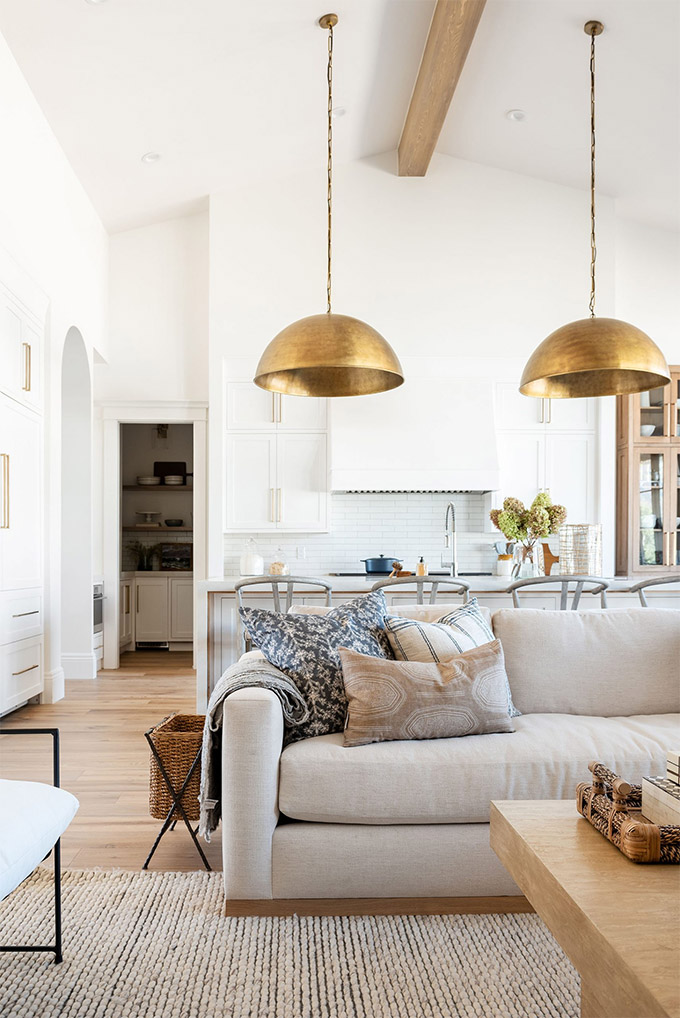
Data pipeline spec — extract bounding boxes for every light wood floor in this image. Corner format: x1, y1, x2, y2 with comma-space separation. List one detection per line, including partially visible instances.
0, 651, 222, 872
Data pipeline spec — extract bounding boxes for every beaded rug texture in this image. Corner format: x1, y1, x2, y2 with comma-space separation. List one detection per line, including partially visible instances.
0, 870, 579, 1018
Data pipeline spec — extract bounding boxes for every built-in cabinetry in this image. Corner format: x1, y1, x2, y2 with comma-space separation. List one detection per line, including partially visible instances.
495, 385, 597, 523
0, 270, 45, 716
225, 382, 328, 532
133, 574, 193, 646
119, 577, 133, 650
616, 369, 680, 575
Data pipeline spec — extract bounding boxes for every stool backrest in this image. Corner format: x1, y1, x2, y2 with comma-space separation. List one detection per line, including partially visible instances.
235, 575, 333, 614
505, 575, 609, 610
627, 574, 679, 607
371, 576, 470, 605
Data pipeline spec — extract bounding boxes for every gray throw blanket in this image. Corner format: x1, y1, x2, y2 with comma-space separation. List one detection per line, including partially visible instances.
198, 655, 308, 840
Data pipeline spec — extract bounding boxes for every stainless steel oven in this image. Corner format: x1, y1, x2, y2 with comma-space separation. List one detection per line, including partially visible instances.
93, 583, 104, 634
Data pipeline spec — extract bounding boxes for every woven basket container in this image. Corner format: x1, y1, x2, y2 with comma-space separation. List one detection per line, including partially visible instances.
148, 713, 205, 821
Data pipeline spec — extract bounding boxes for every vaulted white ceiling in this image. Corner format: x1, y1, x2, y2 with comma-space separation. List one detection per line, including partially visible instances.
0, 0, 676, 233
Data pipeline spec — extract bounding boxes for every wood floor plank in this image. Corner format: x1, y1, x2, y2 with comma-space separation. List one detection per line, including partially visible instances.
0, 651, 222, 872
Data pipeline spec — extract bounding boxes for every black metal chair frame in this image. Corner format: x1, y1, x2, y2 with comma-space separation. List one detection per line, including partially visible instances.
370, 575, 471, 605
627, 574, 679, 607
142, 726, 211, 872
0, 727, 63, 964
505, 574, 610, 609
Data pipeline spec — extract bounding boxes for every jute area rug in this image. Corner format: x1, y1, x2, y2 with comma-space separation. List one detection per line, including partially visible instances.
0, 870, 579, 1018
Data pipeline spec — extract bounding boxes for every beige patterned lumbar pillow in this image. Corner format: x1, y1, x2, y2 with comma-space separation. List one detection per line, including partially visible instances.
339, 640, 515, 748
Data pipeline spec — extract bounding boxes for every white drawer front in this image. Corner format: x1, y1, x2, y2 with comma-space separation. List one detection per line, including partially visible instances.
1, 636, 42, 712
0, 591, 42, 644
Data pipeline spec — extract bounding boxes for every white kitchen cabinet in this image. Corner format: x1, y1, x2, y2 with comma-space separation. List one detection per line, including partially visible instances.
226, 382, 326, 432
226, 433, 277, 530
170, 578, 194, 641
225, 431, 328, 532
1, 635, 42, 715
135, 576, 169, 642
133, 575, 193, 645
497, 430, 596, 523
0, 395, 42, 591
0, 291, 41, 412
119, 580, 133, 648
495, 384, 593, 432
276, 433, 328, 530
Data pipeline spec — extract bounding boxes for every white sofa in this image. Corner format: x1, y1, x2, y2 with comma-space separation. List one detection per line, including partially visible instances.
220, 607, 680, 912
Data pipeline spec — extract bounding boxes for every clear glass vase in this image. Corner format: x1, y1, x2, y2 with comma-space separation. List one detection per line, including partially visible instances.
512, 540, 545, 578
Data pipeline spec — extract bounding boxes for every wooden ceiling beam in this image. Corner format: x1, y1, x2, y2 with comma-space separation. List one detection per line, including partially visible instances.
398, 0, 487, 177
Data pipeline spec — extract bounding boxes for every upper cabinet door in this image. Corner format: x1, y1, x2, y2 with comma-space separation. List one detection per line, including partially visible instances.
544, 432, 596, 525
276, 433, 328, 531
225, 433, 277, 531
496, 431, 546, 509
546, 397, 594, 430
227, 382, 277, 430
0, 395, 42, 591
279, 394, 327, 430
0, 294, 42, 414
633, 380, 674, 443
671, 370, 680, 441
495, 383, 544, 430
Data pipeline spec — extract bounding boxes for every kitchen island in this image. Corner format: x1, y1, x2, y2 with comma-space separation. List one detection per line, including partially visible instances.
195, 573, 680, 709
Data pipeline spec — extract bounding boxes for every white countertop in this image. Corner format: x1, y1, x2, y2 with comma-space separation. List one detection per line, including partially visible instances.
198, 573, 680, 594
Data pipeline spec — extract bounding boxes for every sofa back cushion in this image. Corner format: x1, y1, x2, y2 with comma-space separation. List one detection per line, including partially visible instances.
290, 602, 492, 625
491, 608, 680, 716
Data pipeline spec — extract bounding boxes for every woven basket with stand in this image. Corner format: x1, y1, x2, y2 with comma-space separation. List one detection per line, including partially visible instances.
577, 761, 680, 864
148, 713, 204, 822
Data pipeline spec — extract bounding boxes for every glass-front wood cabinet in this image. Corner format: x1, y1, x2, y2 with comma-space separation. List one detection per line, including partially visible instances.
617, 368, 680, 575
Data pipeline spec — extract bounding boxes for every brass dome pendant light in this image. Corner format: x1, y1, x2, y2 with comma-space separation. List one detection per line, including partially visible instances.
254, 14, 404, 398
520, 21, 669, 399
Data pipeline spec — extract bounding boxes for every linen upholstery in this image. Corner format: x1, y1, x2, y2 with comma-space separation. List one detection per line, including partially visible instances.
272, 822, 520, 898
278, 713, 678, 825
340, 641, 514, 747
221, 688, 282, 900
492, 608, 680, 716
384, 598, 494, 660
0, 779, 78, 901
239, 590, 391, 742
290, 602, 493, 626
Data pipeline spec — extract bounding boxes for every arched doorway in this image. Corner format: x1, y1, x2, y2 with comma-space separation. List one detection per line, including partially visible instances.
61, 327, 95, 679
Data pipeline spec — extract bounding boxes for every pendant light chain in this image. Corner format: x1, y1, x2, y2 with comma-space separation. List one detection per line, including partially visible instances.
326, 22, 334, 315
589, 26, 597, 319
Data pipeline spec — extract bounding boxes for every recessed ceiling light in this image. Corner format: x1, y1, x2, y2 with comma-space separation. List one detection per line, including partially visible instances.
141, 152, 161, 164
505, 109, 526, 122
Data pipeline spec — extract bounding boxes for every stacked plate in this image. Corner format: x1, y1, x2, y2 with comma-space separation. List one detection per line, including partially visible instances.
164, 475, 184, 485
137, 476, 160, 486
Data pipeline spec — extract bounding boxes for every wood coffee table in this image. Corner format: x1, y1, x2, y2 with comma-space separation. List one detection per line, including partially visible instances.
490, 800, 680, 1018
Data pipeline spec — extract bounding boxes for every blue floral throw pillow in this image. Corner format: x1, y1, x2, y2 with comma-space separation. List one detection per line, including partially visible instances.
239, 590, 393, 742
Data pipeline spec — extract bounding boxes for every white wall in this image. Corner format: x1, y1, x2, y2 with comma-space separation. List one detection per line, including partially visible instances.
0, 30, 108, 700
96, 212, 209, 403
615, 217, 680, 364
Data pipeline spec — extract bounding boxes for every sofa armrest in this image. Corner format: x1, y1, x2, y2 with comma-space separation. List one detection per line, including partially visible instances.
221, 688, 283, 900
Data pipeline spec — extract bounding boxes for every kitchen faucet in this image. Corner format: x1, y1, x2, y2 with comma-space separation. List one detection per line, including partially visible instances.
444, 501, 458, 577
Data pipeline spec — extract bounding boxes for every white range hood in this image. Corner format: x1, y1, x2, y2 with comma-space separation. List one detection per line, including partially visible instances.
329, 377, 500, 493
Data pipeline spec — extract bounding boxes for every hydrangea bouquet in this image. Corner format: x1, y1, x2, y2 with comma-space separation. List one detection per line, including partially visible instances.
489, 493, 567, 577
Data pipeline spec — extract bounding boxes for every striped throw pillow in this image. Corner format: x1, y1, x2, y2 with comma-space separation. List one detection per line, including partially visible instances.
384, 598, 520, 717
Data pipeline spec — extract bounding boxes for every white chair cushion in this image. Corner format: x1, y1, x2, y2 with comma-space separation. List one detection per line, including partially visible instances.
278, 713, 678, 825
491, 608, 680, 716
0, 779, 79, 900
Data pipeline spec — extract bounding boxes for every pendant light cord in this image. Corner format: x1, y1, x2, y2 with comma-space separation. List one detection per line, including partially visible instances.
326, 23, 333, 315
589, 26, 597, 319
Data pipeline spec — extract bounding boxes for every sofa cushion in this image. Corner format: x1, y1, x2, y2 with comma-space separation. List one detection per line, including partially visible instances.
491, 608, 680, 716
0, 779, 79, 900
289, 602, 493, 626
340, 641, 515, 747
240, 590, 392, 742
278, 712, 678, 824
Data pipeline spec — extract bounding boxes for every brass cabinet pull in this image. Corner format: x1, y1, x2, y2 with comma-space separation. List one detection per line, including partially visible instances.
12, 663, 39, 676
1, 453, 8, 529
546, 398, 552, 424
270, 487, 275, 523
21, 342, 31, 392
664, 531, 670, 566
271, 393, 276, 423
277, 487, 282, 523
672, 530, 678, 567
539, 399, 544, 424
124, 584, 130, 615
12, 610, 39, 618
136, 585, 140, 613
277, 393, 282, 424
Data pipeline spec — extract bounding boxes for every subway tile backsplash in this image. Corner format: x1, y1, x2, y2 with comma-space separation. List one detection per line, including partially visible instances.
223, 492, 495, 575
